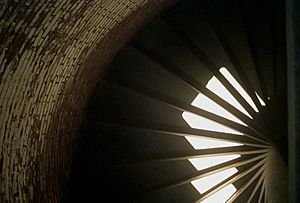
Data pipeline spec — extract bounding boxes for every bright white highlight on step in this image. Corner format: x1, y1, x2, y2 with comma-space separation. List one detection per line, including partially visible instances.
181, 67, 255, 202
201, 184, 237, 203
255, 92, 266, 106
182, 112, 243, 135
219, 67, 258, 112
189, 93, 246, 126
191, 167, 238, 194
184, 136, 242, 150
206, 76, 252, 118
189, 154, 241, 171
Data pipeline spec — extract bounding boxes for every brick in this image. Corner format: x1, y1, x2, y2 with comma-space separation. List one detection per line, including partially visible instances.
0, 0, 176, 201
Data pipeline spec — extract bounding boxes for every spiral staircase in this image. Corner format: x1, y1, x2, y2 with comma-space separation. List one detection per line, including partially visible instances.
66, 0, 287, 202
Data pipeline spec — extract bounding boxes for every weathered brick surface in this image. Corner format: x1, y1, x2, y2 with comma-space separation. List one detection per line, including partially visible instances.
0, 0, 176, 202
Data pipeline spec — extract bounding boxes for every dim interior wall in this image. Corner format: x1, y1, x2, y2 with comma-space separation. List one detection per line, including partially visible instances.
287, 0, 300, 202
0, 0, 176, 202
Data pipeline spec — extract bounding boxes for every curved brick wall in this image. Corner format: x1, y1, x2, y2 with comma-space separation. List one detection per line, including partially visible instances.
0, 0, 176, 201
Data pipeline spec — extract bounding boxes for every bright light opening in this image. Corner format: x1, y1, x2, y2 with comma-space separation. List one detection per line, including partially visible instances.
191, 167, 238, 194
201, 184, 237, 203
219, 67, 259, 112
181, 67, 253, 202
182, 112, 243, 135
206, 76, 252, 118
184, 136, 242, 150
255, 92, 266, 106
189, 154, 241, 171
190, 93, 246, 126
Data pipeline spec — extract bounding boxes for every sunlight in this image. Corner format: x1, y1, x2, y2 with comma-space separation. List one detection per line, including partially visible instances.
255, 92, 266, 106
201, 184, 237, 203
181, 67, 256, 203
219, 67, 258, 112
190, 93, 246, 126
184, 135, 242, 150
191, 167, 238, 194
206, 76, 252, 118
189, 155, 241, 171
182, 112, 243, 135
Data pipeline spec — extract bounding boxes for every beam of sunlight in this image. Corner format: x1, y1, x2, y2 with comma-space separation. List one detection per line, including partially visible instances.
191, 93, 246, 126
255, 92, 266, 106
201, 184, 237, 203
206, 76, 252, 118
219, 67, 258, 112
189, 155, 241, 171
180, 67, 256, 202
184, 136, 242, 150
191, 168, 238, 194
182, 112, 243, 135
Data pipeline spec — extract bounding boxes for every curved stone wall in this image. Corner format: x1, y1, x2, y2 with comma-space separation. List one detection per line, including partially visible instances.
0, 0, 176, 201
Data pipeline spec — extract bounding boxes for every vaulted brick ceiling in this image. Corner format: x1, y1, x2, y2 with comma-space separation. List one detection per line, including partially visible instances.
0, 1, 177, 202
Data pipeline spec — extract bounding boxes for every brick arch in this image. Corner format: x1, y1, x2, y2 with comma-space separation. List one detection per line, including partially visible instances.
0, 0, 176, 201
